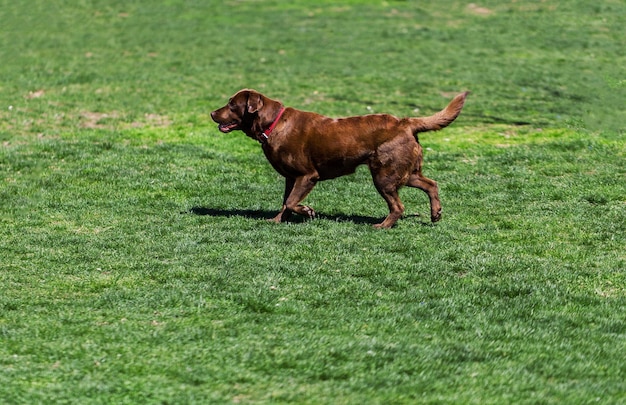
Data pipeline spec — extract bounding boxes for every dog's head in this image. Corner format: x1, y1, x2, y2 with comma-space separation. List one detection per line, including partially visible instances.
211, 89, 281, 139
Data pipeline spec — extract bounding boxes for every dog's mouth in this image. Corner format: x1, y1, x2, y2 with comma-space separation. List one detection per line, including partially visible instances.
218, 122, 240, 133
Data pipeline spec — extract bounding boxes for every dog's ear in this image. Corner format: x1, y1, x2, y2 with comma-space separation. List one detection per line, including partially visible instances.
247, 91, 264, 114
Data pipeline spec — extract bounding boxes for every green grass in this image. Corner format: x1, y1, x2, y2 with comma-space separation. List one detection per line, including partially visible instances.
1, 1, 625, 403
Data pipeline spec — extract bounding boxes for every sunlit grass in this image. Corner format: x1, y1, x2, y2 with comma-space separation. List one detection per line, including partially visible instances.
1, 0, 625, 403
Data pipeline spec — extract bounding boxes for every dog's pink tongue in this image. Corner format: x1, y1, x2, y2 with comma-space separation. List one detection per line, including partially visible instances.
219, 123, 238, 133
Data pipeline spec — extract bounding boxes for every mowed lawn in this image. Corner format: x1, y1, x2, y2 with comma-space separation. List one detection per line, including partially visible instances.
1, 1, 625, 404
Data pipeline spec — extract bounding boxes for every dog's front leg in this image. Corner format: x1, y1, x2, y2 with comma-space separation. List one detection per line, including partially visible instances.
270, 177, 296, 223
271, 175, 318, 222
286, 175, 318, 219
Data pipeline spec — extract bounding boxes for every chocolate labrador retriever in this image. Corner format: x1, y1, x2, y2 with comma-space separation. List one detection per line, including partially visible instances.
211, 89, 468, 228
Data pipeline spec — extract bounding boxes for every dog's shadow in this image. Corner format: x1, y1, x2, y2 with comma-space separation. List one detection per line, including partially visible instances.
186, 207, 426, 226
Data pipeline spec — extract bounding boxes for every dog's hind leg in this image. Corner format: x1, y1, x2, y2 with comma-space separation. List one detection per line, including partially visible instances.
407, 165, 442, 222
368, 136, 419, 228
375, 190, 405, 229
370, 166, 407, 229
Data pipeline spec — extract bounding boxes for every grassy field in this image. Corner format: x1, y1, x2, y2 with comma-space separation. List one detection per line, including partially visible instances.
1, 0, 625, 403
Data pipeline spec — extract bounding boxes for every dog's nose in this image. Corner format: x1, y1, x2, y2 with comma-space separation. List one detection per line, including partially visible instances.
210, 111, 216, 121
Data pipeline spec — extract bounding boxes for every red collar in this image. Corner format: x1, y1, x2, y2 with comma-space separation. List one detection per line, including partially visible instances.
259, 106, 286, 143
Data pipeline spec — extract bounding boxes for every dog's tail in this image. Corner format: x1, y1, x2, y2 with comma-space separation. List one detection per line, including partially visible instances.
409, 92, 469, 133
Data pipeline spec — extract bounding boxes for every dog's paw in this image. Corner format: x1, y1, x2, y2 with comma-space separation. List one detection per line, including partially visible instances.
302, 206, 316, 219
431, 209, 442, 223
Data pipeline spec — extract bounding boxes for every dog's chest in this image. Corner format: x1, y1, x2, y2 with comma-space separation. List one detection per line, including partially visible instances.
261, 143, 306, 177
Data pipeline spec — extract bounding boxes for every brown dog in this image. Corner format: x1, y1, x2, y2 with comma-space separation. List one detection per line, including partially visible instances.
211, 89, 468, 228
